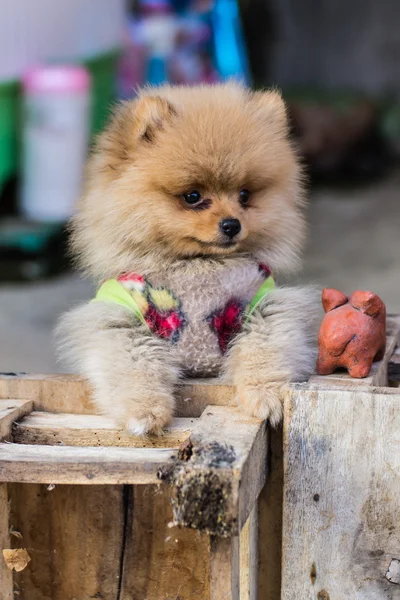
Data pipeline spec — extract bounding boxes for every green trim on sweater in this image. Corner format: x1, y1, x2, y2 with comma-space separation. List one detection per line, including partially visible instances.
91, 279, 149, 329
245, 275, 275, 319
92, 274, 275, 325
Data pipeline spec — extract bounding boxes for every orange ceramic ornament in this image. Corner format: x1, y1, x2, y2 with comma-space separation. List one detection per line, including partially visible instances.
316, 288, 386, 378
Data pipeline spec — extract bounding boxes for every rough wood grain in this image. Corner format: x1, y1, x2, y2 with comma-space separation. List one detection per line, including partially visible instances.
388, 344, 400, 381
0, 444, 175, 484
282, 386, 400, 599
0, 400, 33, 441
0, 374, 236, 418
8, 483, 124, 600
176, 379, 236, 416
0, 374, 93, 414
211, 535, 240, 600
13, 412, 193, 448
0, 484, 13, 600
240, 506, 258, 600
257, 426, 283, 600
120, 485, 211, 599
237, 412, 268, 534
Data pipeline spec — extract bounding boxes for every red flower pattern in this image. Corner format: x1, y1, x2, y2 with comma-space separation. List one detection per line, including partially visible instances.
145, 304, 186, 343
207, 298, 245, 354
118, 273, 186, 343
118, 273, 145, 284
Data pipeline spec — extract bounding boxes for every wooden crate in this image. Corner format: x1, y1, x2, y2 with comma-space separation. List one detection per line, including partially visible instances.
0, 317, 399, 599
281, 316, 400, 600
0, 377, 266, 600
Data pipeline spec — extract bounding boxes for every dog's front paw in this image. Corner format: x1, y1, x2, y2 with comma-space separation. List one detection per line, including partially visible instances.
95, 386, 175, 436
124, 390, 175, 436
236, 383, 283, 426
125, 393, 174, 436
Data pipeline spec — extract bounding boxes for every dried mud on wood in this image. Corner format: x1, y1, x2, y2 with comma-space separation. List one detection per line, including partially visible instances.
158, 441, 237, 537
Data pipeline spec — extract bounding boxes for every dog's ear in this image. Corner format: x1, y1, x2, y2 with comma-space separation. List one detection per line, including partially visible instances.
94, 96, 177, 173
252, 89, 287, 129
134, 95, 177, 143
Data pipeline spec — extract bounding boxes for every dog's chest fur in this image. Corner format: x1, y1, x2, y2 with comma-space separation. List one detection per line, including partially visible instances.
119, 257, 270, 376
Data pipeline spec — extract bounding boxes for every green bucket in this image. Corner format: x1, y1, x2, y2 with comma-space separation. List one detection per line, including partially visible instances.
0, 79, 21, 191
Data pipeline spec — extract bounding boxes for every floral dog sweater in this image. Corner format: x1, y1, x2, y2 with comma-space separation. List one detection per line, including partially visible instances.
92, 257, 275, 377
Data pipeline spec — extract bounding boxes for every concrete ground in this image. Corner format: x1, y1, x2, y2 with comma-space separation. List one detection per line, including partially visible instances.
1, 172, 399, 373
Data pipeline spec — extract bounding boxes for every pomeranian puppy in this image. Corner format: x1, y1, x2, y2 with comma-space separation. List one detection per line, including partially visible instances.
58, 82, 318, 434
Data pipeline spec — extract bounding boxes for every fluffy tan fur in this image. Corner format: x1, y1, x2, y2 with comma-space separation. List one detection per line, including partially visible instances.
58, 82, 319, 434
224, 286, 319, 426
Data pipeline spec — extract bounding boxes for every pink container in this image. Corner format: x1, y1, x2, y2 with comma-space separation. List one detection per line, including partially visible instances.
21, 66, 91, 222
23, 65, 90, 94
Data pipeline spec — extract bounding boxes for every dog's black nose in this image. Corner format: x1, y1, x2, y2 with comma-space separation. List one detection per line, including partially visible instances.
219, 218, 241, 239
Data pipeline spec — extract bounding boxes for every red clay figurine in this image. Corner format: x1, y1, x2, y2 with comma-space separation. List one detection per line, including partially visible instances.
316, 288, 386, 378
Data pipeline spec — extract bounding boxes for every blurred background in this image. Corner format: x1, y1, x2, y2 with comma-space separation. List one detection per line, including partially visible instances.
0, 0, 399, 372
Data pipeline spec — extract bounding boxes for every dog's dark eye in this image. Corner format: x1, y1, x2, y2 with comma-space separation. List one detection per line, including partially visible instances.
239, 189, 251, 206
183, 191, 202, 206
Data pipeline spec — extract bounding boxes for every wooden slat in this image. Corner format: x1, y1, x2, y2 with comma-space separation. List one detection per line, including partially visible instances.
237, 412, 268, 533
0, 484, 13, 599
388, 344, 400, 381
13, 412, 193, 448
9, 483, 124, 599
288, 382, 400, 397
115, 469, 265, 599
120, 485, 211, 599
165, 405, 268, 536
0, 373, 236, 417
0, 405, 268, 517
0, 444, 175, 485
211, 535, 240, 600
193, 406, 267, 532
0, 399, 33, 441
240, 506, 258, 600
0, 374, 94, 414
257, 426, 283, 600
176, 379, 236, 417
282, 386, 400, 599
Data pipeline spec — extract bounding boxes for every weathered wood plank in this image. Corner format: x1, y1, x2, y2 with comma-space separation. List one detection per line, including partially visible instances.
0, 374, 236, 417
0, 444, 175, 485
288, 382, 400, 397
238, 413, 268, 535
0, 484, 13, 600
13, 412, 193, 448
257, 426, 283, 600
388, 344, 400, 381
121, 486, 257, 600
240, 506, 258, 600
176, 379, 236, 417
0, 374, 93, 414
211, 535, 240, 600
163, 405, 268, 536
9, 483, 124, 600
189, 406, 267, 533
0, 400, 33, 441
282, 386, 400, 599
120, 485, 211, 599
